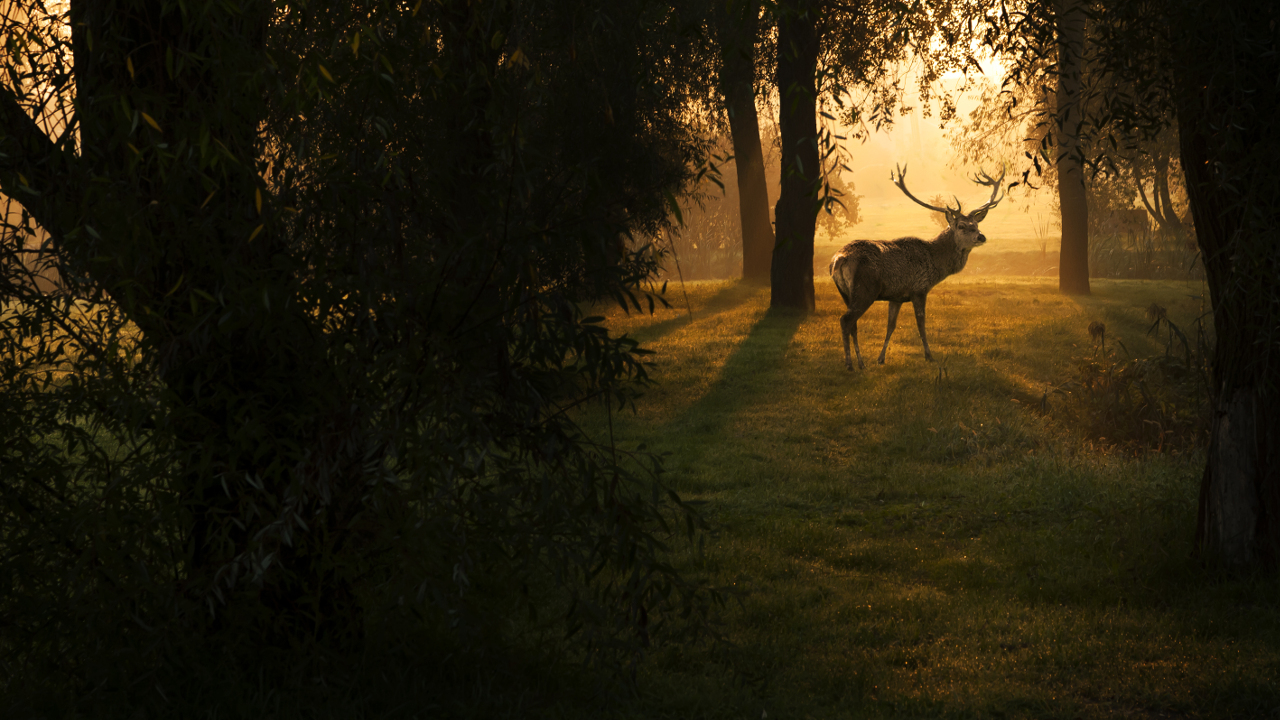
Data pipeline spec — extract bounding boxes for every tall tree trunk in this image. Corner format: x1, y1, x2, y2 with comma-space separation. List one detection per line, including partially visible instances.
770, 0, 819, 311
717, 0, 774, 283
1055, 0, 1090, 295
1177, 2, 1280, 568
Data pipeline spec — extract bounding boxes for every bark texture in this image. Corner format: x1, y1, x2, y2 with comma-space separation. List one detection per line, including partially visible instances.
1177, 1, 1280, 568
1054, 0, 1090, 295
717, 0, 773, 283
1198, 389, 1262, 562
770, 0, 819, 311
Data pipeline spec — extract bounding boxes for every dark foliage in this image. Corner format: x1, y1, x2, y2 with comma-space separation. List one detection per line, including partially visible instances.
0, 0, 724, 713
1054, 314, 1212, 454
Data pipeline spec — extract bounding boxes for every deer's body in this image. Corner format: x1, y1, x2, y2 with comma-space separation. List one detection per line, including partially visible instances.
831, 165, 1004, 370
832, 231, 974, 304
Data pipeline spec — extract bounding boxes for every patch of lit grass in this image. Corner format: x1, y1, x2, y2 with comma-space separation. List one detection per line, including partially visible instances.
571, 276, 1280, 720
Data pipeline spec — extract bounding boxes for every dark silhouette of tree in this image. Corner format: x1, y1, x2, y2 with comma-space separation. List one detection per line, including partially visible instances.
1171, 3, 1280, 567
1054, 0, 1090, 294
771, 0, 822, 310
0, 0, 722, 711
715, 0, 775, 283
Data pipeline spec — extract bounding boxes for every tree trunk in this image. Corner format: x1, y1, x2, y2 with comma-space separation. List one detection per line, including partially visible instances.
1136, 175, 1164, 231
770, 0, 819, 311
1138, 153, 1182, 236
717, 0, 774, 284
1055, 0, 1090, 295
1177, 1, 1280, 568
1153, 153, 1181, 230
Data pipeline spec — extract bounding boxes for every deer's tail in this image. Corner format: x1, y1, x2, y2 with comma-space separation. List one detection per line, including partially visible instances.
830, 252, 857, 307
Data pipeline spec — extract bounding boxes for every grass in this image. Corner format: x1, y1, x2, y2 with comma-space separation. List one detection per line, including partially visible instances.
7, 276, 1272, 719
566, 275, 1280, 719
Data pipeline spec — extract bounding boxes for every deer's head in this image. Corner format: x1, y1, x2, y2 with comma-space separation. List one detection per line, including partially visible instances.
892, 164, 1007, 251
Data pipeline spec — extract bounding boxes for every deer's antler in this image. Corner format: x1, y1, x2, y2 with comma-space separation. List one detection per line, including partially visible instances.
969, 165, 1007, 215
891, 164, 956, 216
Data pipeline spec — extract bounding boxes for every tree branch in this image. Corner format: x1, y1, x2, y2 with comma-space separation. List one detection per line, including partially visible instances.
0, 80, 78, 245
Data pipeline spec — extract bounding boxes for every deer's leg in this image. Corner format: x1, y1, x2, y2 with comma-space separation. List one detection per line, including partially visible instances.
839, 292, 876, 370
839, 312, 854, 370
840, 310, 866, 370
911, 293, 933, 361
878, 301, 902, 364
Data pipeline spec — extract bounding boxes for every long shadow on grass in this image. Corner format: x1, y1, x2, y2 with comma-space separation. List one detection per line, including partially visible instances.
655, 306, 803, 471
628, 281, 768, 346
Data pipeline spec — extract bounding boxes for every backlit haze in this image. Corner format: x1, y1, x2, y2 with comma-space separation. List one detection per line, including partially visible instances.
829, 60, 1059, 254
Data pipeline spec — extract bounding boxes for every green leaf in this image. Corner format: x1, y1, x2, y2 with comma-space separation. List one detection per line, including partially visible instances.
663, 188, 684, 226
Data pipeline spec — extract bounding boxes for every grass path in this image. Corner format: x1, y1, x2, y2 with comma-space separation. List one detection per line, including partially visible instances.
573, 276, 1279, 720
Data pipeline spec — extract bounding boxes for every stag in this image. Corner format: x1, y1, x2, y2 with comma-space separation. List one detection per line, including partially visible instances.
829, 164, 1005, 370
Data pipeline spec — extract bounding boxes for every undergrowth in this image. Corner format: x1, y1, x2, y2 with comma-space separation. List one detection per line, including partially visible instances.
1051, 302, 1213, 453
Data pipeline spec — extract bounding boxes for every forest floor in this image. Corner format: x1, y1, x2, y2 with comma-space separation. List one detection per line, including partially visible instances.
555, 276, 1280, 720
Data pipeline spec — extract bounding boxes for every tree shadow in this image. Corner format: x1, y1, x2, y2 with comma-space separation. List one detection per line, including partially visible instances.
656, 306, 804, 459
625, 281, 768, 346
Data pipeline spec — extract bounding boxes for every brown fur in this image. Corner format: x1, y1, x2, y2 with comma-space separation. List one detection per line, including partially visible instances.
829, 223, 986, 370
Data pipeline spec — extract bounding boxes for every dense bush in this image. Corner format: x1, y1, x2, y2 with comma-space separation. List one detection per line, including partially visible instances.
1053, 309, 1212, 453
0, 0, 723, 714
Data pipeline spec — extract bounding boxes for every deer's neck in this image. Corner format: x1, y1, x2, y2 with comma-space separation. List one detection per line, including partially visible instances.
928, 228, 972, 278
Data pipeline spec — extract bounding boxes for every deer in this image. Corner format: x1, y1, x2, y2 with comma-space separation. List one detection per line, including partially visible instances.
829, 164, 1006, 370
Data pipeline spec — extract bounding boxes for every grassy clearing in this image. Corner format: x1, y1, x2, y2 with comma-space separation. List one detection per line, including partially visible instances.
570, 276, 1280, 719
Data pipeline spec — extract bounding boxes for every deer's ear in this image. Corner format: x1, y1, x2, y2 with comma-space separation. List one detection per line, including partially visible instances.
969, 208, 990, 223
